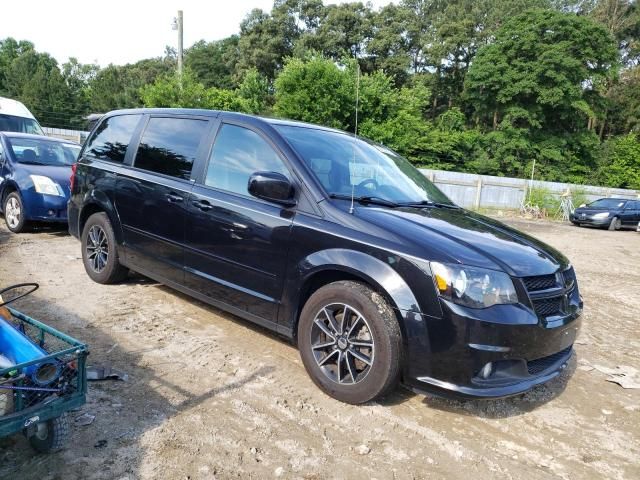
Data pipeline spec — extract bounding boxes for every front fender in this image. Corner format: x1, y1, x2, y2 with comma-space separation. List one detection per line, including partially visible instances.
281, 248, 436, 381
301, 249, 422, 314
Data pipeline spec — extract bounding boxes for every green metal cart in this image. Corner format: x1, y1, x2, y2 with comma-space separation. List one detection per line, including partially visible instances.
0, 304, 88, 452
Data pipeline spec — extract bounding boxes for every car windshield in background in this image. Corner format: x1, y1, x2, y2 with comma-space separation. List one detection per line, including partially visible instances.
7, 137, 79, 166
275, 125, 454, 206
0, 114, 44, 135
588, 198, 627, 209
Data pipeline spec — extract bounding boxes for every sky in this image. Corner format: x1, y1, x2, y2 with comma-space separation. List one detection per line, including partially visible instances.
0, 0, 396, 67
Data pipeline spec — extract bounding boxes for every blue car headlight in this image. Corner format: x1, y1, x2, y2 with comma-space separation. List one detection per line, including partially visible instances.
430, 262, 518, 308
592, 212, 610, 219
30, 175, 64, 197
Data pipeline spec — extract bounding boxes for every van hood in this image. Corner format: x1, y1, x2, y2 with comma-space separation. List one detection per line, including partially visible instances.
355, 206, 568, 277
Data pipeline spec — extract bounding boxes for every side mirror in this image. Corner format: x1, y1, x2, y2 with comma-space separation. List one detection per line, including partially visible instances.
248, 171, 296, 207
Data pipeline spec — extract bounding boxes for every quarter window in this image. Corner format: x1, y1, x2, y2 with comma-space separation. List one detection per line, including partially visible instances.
85, 114, 141, 163
134, 117, 208, 180
205, 124, 289, 195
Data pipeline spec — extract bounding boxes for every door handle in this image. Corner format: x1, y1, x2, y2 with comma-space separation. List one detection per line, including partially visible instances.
166, 193, 184, 203
192, 199, 213, 211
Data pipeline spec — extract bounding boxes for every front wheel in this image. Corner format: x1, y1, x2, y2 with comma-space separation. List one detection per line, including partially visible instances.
3, 192, 27, 233
81, 212, 128, 284
28, 414, 69, 453
608, 216, 621, 231
298, 281, 402, 404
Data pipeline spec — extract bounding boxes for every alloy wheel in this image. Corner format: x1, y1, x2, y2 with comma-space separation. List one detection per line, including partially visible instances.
310, 303, 375, 385
5, 197, 21, 229
86, 225, 109, 273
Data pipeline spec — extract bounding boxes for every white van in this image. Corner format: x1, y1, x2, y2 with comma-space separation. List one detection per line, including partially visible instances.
0, 97, 44, 135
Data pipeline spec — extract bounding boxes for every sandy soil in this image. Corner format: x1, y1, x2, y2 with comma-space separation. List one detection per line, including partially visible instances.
0, 218, 638, 480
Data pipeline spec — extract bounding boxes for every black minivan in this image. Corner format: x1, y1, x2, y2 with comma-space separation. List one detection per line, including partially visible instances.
68, 109, 582, 404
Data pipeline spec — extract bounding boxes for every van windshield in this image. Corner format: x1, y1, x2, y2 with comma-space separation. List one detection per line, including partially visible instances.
0, 114, 44, 135
275, 124, 454, 206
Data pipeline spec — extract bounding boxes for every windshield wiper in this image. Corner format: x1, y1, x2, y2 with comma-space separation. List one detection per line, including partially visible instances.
19, 160, 47, 166
399, 200, 460, 209
329, 194, 400, 208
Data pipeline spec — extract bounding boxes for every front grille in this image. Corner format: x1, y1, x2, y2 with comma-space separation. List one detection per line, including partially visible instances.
523, 274, 557, 291
527, 346, 572, 375
532, 296, 563, 317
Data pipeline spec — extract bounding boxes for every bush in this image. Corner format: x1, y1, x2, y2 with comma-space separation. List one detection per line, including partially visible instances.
525, 186, 560, 213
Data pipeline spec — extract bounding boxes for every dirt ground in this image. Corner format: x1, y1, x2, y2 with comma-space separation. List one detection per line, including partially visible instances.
0, 217, 638, 480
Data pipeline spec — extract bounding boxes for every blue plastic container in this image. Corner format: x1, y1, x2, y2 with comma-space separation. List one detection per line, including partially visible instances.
0, 314, 60, 385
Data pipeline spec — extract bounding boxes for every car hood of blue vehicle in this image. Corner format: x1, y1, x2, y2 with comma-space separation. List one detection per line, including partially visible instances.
355, 205, 569, 277
17, 164, 71, 191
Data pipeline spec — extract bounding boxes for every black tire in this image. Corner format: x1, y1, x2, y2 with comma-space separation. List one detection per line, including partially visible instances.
298, 281, 402, 404
608, 216, 621, 231
81, 212, 128, 284
28, 414, 69, 453
3, 192, 27, 233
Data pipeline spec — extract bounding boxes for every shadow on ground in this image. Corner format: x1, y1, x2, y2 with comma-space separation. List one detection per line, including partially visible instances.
0, 292, 273, 479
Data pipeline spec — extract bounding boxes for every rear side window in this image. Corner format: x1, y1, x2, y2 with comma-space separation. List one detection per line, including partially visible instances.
205, 124, 289, 195
85, 114, 141, 163
134, 117, 208, 181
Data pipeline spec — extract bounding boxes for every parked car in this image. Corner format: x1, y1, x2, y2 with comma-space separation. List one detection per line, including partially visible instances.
0, 133, 80, 232
570, 198, 640, 230
68, 109, 582, 404
0, 97, 44, 135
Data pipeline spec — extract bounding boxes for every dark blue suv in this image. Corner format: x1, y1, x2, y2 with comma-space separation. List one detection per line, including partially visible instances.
1, 133, 80, 233
68, 109, 582, 404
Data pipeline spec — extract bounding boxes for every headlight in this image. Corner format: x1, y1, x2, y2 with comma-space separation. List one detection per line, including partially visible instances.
592, 212, 609, 219
30, 175, 64, 196
430, 262, 518, 308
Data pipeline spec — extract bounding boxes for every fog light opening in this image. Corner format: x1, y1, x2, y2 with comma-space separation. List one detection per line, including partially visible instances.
480, 362, 494, 379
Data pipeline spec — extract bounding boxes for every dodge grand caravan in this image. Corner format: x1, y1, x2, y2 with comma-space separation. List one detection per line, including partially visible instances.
68, 109, 582, 404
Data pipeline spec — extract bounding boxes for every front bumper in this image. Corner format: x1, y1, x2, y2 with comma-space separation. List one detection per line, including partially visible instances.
22, 189, 69, 223
400, 290, 582, 399
570, 214, 610, 226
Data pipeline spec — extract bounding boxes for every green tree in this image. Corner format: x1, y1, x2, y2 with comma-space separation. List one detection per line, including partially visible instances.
238, 68, 270, 114
597, 133, 640, 188
367, 3, 413, 84
140, 69, 250, 112
274, 56, 355, 128
89, 57, 173, 112
464, 9, 617, 177
185, 36, 240, 89
0, 38, 35, 94
236, 1, 301, 81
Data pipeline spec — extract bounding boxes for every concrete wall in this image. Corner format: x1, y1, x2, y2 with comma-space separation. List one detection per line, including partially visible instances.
420, 168, 639, 209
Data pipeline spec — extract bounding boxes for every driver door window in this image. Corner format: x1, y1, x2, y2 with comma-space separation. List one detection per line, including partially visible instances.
205, 124, 289, 197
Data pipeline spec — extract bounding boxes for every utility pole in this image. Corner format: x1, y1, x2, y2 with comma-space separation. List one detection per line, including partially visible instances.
173, 10, 184, 76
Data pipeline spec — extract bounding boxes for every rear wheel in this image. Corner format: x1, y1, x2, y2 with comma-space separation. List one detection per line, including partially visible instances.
608, 216, 621, 231
81, 212, 128, 283
298, 281, 402, 404
28, 414, 69, 453
3, 192, 27, 233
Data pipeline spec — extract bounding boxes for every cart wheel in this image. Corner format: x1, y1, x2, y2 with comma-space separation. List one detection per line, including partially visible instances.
28, 413, 69, 453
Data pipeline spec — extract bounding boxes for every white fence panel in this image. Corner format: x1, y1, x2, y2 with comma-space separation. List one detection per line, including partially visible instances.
420, 168, 639, 209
